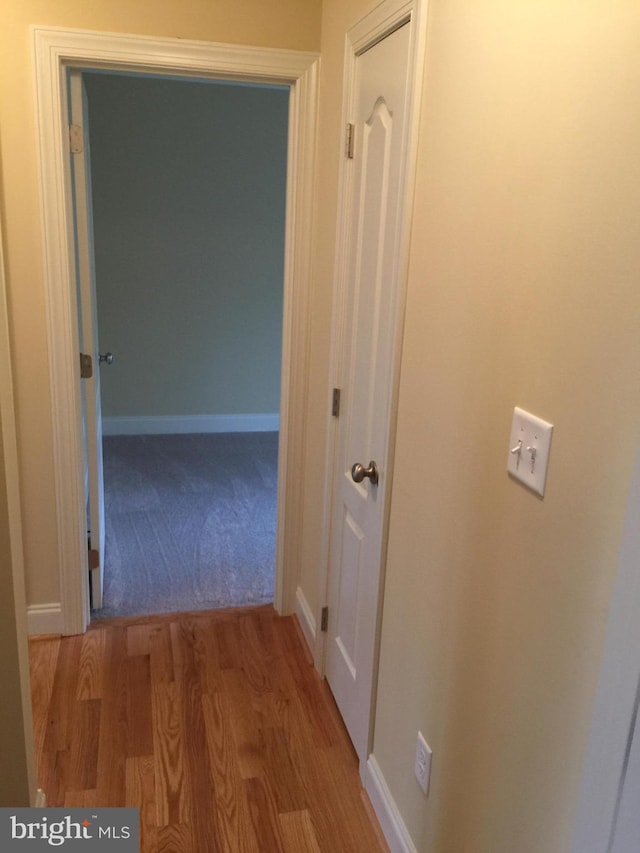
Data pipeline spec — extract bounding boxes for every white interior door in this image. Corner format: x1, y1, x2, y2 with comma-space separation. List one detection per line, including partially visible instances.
325, 21, 413, 767
69, 69, 106, 610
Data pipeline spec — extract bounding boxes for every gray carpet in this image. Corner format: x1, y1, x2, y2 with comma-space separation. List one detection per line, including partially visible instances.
93, 432, 278, 620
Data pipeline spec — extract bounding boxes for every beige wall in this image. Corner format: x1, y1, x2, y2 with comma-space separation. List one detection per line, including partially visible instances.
0, 220, 35, 805
86, 74, 288, 420
0, 408, 33, 805
4, 0, 640, 845
307, 0, 640, 851
0, 0, 321, 605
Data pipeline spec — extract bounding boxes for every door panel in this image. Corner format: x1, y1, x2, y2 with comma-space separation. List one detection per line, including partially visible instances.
326, 21, 412, 766
336, 507, 365, 674
69, 69, 105, 609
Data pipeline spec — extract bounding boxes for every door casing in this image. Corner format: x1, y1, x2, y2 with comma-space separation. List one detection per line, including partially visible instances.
318, 0, 428, 773
34, 26, 319, 634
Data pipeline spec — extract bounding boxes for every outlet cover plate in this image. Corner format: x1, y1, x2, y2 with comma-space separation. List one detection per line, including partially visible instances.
507, 407, 554, 497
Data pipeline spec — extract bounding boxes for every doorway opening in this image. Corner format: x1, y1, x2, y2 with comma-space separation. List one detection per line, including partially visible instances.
77, 71, 288, 620
34, 27, 318, 635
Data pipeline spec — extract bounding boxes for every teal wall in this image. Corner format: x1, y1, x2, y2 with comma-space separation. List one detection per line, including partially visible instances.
85, 73, 289, 419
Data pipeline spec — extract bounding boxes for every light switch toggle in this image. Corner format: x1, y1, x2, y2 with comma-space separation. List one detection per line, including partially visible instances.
507, 407, 554, 497
510, 440, 523, 468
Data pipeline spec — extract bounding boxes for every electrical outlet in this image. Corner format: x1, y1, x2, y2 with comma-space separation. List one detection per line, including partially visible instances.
414, 731, 432, 796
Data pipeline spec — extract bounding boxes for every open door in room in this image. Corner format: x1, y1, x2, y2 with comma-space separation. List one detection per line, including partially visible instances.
68, 69, 106, 609
325, 14, 418, 770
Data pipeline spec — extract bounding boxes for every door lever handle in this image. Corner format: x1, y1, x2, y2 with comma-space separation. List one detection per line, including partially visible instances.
351, 460, 379, 486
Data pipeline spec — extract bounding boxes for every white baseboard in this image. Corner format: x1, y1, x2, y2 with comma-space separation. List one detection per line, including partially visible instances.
27, 603, 63, 635
102, 413, 280, 436
365, 755, 418, 853
295, 586, 316, 654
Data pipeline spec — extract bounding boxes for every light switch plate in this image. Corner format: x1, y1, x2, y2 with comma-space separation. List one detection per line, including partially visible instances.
507, 407, 553, 497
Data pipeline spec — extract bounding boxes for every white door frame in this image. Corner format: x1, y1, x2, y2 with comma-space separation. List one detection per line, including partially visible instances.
33, 26, 319, 635
317, 0, 427, 759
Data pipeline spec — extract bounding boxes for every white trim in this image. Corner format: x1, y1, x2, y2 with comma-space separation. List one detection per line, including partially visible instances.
273, 44, 319, 617
27, 603, 64, 636
102, 413, 280, 436
295, 585, 317, 653
320, 0, 428, 773
365, 755, 418, 853
33, 27, 318, 634
571, 449, 640, 853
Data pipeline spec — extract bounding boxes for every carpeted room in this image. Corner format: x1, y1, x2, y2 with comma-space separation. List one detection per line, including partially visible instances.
99, 431, 279, 618
83, 71, 289, 619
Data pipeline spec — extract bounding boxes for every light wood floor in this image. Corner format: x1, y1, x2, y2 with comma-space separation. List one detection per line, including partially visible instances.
29, 605, 388, 852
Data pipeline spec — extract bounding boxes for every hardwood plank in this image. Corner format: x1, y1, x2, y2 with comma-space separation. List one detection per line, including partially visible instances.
125, 756, 157, 853
172, 619, 223, 851
148, 623, 175, 685
264, 725, 308, 813
126, 624, 154, 657
66, 698, 101, 791
244, 776, 286, 853
297, 744, 386, 853
202, 691, 261, 852
215, 617, 243, 670
192, 616, 222, 693
281, 644, 341, 749
95, 626, 128, 807
35, 747, 67, 807
279, 809, 322, 853
221, 668, 266, 779
63, 789, 98, 808
271, 612, 301, 654
125, 654, 153, 757
151, 680, 189, 827
43, 634, 82, 753
28, 635, 60, 758
238, 611, 274, 695
77, 627, 106, 700
157, 822, 194, 852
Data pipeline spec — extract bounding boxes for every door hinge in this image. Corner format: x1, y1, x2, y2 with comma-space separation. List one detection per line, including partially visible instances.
80, 352, 93, 379
332, 387, 341, 418
69, 124, 83, 154
346, 123, 355, 159
321, 606, 329, 632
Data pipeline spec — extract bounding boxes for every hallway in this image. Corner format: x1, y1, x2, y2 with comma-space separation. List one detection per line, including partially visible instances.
29, 606, 387, 852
